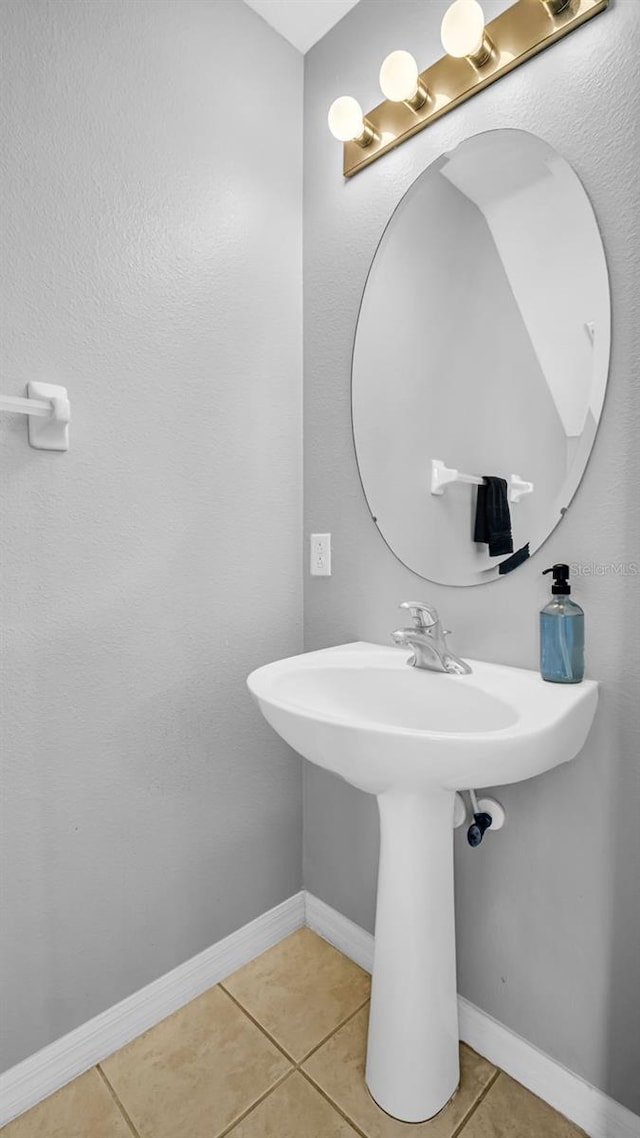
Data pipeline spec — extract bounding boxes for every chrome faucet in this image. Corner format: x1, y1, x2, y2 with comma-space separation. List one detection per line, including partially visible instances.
392, 601, 472, 675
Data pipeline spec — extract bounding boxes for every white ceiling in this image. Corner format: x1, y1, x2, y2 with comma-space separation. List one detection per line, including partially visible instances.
242, 0, 361, 53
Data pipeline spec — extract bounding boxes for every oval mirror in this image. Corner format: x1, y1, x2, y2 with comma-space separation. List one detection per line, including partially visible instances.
352, 129, 610, 586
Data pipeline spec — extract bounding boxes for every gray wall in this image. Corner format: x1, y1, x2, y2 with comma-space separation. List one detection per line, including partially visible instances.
304, 0, 640, 1113
0, 0, 302, 1071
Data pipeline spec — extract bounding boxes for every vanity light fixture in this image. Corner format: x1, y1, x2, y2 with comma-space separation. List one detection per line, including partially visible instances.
379, 51, 429, 111
440, 0, 493, 68
327, 96, 376, 147
329, 0, 609, 177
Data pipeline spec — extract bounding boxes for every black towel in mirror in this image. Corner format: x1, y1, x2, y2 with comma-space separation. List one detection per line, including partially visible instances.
474, 477, 514, 557
499, 542, 530, 575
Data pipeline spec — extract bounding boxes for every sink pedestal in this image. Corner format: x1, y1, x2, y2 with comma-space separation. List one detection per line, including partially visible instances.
248, 643, 598, 1120
366, 790, 459, 1122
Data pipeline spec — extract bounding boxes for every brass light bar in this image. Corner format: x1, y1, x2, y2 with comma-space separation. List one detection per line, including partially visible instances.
342, 0, 609, 178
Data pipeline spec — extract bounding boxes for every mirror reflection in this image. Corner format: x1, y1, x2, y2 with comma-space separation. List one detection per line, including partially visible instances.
352, 129, 610, 586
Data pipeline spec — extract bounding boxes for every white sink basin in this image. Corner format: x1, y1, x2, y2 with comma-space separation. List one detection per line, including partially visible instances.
247, 642, 598, 1123
248, 641, 597, 794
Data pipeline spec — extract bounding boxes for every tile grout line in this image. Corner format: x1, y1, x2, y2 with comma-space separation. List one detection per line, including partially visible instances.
95, 1064, 142, 1138
302, 1037, 503, 1138
220, 981, 370, 1070
298, 996, 371, 1067
216, 1068, 296, 1138
214, 989, 372, 1136
298, 1067, 370, 1138
451, 1067, 502, 1138
217, 939, 516, 1137
219, 985, 299, 1066
209, 962, 508, 1138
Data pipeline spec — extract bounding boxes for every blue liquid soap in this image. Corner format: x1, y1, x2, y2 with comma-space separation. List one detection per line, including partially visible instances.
540, 564, 584, 684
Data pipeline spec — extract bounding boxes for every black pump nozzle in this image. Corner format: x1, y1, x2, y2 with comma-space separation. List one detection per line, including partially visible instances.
543, 563, 571, 595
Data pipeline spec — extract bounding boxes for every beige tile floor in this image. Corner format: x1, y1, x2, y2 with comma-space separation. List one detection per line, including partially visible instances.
2, 929, 587, 1138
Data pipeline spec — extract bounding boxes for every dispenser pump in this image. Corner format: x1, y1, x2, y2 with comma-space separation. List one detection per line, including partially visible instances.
543, 563, 571, 595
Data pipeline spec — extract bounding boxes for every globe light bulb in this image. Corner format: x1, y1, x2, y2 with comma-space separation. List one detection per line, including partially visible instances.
441, 0, 487, 59
327, 96, 365, 143
379, 51, 420, 102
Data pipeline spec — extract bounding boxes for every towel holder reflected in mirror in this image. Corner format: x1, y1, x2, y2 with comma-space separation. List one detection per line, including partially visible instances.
430, 460, 534, 504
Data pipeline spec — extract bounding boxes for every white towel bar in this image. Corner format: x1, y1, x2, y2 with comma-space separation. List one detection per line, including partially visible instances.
431, 459, 533, 504
0, 394, 55, 417
0, 383, 70, 451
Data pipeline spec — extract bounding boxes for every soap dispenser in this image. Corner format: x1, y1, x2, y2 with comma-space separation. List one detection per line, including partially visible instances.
540, 564, 584, 683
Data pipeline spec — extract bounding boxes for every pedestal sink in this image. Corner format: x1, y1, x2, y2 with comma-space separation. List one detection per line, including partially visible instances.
247, 642, 598, 1123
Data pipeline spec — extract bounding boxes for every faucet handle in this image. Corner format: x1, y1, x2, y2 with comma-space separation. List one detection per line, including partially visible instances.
399, 601, 439, 630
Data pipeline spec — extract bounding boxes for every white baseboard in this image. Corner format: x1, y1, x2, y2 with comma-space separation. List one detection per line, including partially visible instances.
305, 892, 374, 973
0, 891, 305, 1128
306, 892, 640, 1138
2, 889, 638, 1138
457, 997, 640, 1138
